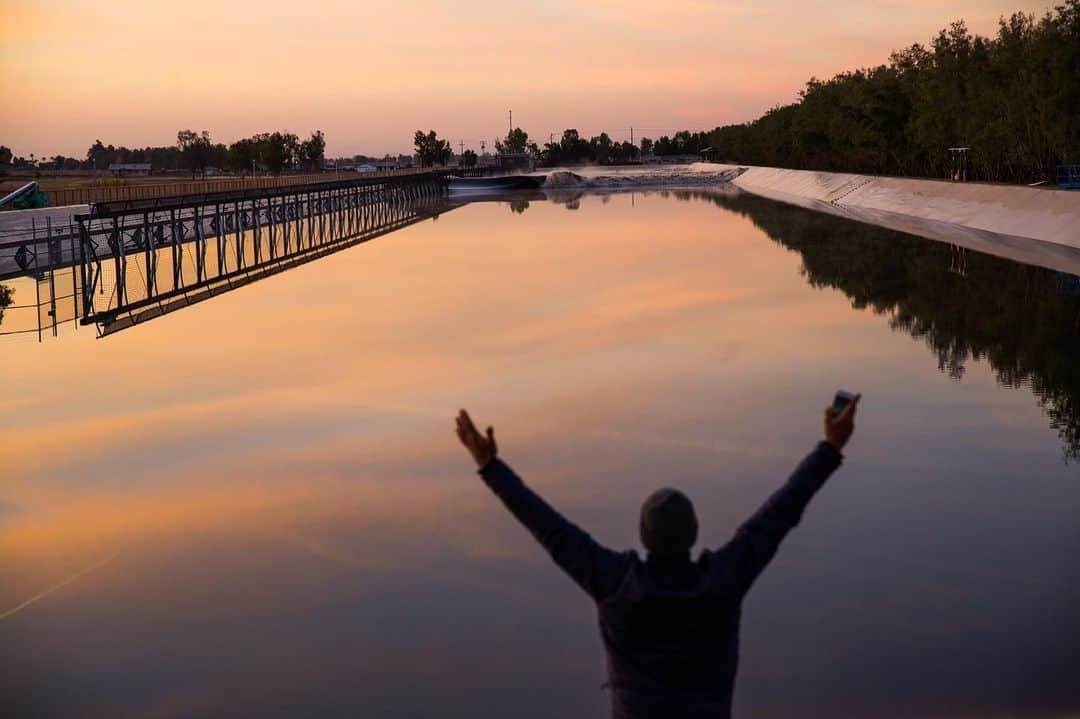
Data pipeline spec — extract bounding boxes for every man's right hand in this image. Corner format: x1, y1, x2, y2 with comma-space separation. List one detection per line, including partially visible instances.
824, 393, 860, 451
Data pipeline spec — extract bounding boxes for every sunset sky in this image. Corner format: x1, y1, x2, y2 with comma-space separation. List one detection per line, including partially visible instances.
0, 0, 1056, 158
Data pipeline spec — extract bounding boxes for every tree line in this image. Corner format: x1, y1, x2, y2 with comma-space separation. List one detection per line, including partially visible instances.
412, 126, 646, 167
584, 2, 1079, 181
1, 129, 326, 177
699, 2, 1079, 183
423, 3, 1079, 182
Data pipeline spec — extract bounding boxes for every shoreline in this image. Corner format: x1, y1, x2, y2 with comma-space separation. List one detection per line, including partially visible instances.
720, 164, 1080, 275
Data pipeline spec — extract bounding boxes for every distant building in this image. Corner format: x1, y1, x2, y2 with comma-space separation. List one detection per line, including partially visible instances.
700, 147, 723, 163
108, 162, 151, 176
1056, 164, 1080, 189
494, 153, 532, 171
948, 147, 970, 182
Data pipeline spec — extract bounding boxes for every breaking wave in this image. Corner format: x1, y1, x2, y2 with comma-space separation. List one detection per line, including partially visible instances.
543, 164, 746, 189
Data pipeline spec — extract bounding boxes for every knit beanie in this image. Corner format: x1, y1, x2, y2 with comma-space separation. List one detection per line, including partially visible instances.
639, 488, 698, 557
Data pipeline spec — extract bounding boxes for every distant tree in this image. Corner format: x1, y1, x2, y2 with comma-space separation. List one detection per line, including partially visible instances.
697, 2, 1080, 183
589, 132, 614, 163
614, 140, 639, 163
496, 127, 529, 154
86, 139, 112, 170
264, 132, 300, 173
461, 149, 478, 167
413, 130, 452, 167
49, 154, 80, 170
298, 130, 326, 170
177, 129, 213, 177
227, 138, 256, 174
639, 137, 653, 157
0, 145, 11, 166
539, 141, 561, 166
209, 143, 229, 171
559, 129, 592, 162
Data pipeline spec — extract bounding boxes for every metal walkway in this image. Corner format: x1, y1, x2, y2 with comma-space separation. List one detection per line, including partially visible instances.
0, 171, 453, 339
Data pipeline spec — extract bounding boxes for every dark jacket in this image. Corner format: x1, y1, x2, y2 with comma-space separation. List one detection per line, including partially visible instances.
478, 441, 843, 719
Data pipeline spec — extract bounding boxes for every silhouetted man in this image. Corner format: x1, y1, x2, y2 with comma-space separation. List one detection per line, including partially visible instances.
455, 394, 860, 719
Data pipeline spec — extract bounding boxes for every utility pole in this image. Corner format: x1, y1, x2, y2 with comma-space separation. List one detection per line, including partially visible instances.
630, 127, 634, 146
459, 140, 464, 156
508, 109, 513, 134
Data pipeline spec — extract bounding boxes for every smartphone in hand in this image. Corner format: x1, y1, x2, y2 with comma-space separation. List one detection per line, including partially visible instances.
831, 390, 855, 417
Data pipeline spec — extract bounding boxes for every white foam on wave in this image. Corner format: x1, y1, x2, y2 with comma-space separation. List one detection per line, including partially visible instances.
542, 163, 745, 189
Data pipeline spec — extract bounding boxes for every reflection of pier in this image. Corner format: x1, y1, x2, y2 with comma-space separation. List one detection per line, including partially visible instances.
0, 172, 452, 339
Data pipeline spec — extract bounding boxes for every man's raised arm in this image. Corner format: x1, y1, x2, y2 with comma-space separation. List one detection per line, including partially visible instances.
717, 394, 860, 594
456, 410, 629, 601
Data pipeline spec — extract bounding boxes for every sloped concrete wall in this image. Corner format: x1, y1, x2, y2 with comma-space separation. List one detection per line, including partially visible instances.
720, 165, 1080, 274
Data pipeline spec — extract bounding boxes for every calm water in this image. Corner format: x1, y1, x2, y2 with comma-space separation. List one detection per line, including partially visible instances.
3, 189, 1078, 718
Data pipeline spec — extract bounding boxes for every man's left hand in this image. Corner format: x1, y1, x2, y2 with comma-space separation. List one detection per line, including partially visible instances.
456, 409, 498, 468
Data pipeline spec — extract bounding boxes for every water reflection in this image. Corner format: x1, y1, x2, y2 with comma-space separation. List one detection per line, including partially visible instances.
504, 188, 1080, 462
2, 191, 1078, 718
698, 190, 1080, 463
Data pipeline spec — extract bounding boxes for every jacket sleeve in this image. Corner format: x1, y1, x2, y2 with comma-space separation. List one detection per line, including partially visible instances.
716, 441, 843, 595
479, 458, 631, 602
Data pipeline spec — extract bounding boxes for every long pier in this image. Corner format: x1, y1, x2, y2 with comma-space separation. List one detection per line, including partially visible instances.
0, 170, 454, 339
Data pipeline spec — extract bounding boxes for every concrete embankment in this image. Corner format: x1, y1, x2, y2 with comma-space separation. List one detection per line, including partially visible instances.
722, 165, 1080, 275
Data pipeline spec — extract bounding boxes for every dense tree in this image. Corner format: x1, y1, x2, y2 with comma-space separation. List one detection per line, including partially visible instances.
413, 130, 452, 167
531, 3, 1079, 182
0, 145, 11, 166
86, 139, 112, 170
559, 129, 592, 163
705, 2, 1080, 183
461, 149, 478, 167
589, 132, 614, 163
4, 129, 325, 175
80, 139, 183, 172
262, 132, 300, 173
653, 130, 711, 156
298, 130, 326, 170
177, 129, 213, 177
222, 131, 301, 173
496, 127, 529, 154
226, 138, 256, 173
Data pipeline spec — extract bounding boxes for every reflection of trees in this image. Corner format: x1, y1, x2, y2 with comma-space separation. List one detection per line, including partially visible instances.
508, 197, 531, 214
694, 190, 1080, 462
0, 284, 12, 326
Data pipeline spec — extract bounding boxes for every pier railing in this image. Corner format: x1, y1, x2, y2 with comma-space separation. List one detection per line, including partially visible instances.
75, 171, 453, 335
34, 167, 441, 208
0, 170, 454, 339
